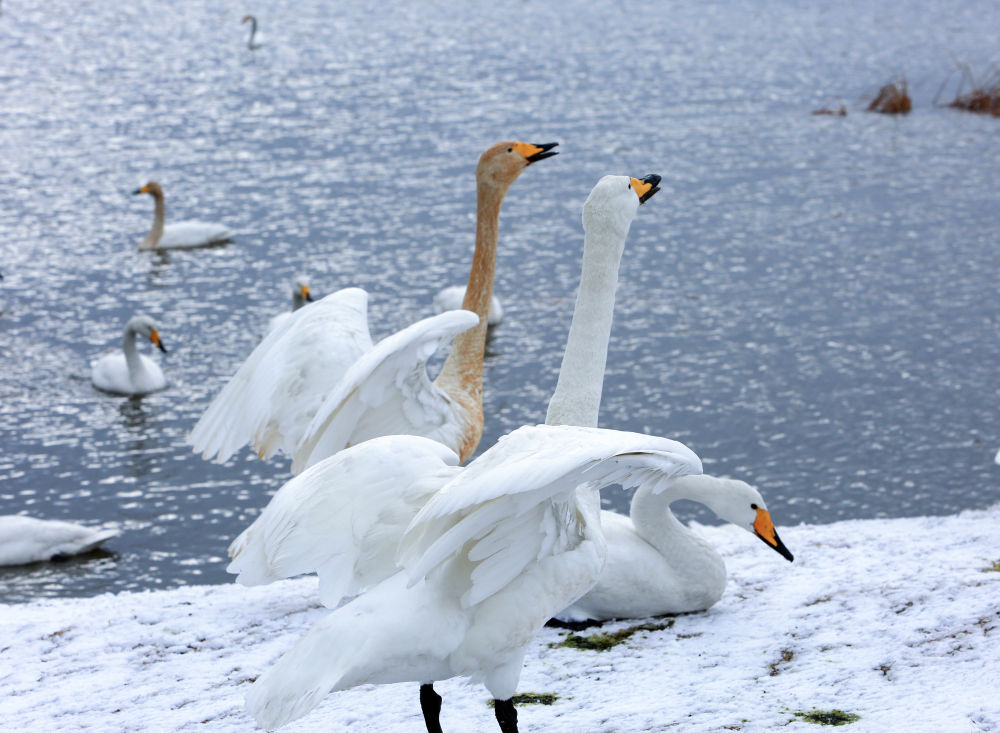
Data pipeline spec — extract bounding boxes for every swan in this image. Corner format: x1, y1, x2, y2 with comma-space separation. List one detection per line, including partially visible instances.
90, 314, 168, 396
0, 516, 119, 566
266, 275, 313, 334
556, 474, 793, 622
234, 174, 717, 732
188, 140, 558, 470
434, 284, 503, 326
242, 14, 263, 50
132, 181, 232, 250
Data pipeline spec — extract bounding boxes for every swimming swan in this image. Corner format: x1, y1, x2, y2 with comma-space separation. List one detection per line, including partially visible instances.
233, 174, 712, 732
266, 275, 313, 334
242, 15, 263, 50
188, 141, 558, 470
90, 315, 168, 396
0, 516, 119, 566
434, 284, 503, 326
133, 181, 232, 250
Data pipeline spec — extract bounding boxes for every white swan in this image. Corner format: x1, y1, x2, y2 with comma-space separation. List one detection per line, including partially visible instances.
0, 516, 119, 566
266, 275, 313, 334
132, 181, 232, 250
242, 14, 264, 50
556, 474, 793, 622
434, 284, 503, 326
233, 174, 711, 732
90, 315, 168, 396
188, 141, 558, 469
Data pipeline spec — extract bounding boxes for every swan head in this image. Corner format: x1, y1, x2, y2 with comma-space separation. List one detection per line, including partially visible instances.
133, 181, 163, 198
126, 315, 168, 353
242, 14, 255, 23
291, 275, 313, 309
477, 141, 559, 188
673, 475, 794, 562
583, 173, 661, 237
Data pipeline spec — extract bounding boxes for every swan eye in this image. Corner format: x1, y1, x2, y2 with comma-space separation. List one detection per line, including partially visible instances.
751, 503, 759, 510
507, 147, 513, 153
627, 182, 631, 189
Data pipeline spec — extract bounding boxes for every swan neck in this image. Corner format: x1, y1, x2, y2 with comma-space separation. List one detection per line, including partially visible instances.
435, 179, 504, 409
122, 328, 143, 375
629, 483, 724, 575
544, 222, 627, 427
141, 191, 165, 250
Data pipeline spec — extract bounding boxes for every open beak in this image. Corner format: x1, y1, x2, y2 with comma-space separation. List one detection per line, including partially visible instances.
301, 285, 313, 302
150, 330, 168, 354
753, 508, 794, 562
630, 174, 661, 204
514, 141, 559, 165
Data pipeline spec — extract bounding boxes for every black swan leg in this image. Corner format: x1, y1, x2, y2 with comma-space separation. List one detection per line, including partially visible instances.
419, 683, 444, 733
494, 698, 518, 733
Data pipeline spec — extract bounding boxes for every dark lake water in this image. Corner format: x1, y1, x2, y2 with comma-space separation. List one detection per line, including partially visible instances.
2, 0, 999, 602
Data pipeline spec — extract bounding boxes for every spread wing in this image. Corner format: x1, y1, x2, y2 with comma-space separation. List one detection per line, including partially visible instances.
188, 288, 374, 463
290, 309, 480, 474
227, 434, 459, 607
399, 424, 703, 607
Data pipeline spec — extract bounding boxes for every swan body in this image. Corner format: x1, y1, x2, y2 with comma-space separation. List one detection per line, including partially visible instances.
90, 315, 168, 396
242, 14, 264, 50
557, 474, 794, 622
243, 424, 702, 731
434, 285, 503, 326
266, 275, 313, 334
189, 141, 558, 469
0, 516, 119, 566
133, 181, 232, 250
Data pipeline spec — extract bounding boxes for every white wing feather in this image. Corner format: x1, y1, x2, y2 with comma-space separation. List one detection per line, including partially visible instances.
188, 288, 373, 463
291, 309, 480, 474
400, 424, 702, 607
226, 435, 459, 607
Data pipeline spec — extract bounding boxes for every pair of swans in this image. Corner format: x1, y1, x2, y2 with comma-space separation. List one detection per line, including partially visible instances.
189, 140, 558, 469
90, 315, 168, 396
0, 516, 118, 566
226, 173, 792, 731
133, 181, 232, 250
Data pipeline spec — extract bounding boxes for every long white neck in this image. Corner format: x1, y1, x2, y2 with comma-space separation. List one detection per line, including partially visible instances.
141, 193, 165, 250
544, 216, 627, 427
629, 479, 726, 590
122, 328, 144, 378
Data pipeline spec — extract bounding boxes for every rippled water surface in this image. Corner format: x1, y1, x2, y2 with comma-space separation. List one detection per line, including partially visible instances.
2, 0, 999, 601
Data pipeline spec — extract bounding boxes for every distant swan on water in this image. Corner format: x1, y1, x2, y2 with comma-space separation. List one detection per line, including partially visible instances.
242, 15, 264, 50
434, 284, 503, 326
90, 315, 168, 396
0, 516, 119, 566
267, 275, 314, 334
133, 181, 232, 250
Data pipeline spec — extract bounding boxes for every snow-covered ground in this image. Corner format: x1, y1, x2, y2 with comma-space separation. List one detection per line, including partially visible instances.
2, 505, 998, 732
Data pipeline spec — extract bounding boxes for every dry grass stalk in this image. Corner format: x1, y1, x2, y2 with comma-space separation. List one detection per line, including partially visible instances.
868, 80, 912, 114
948, 75, 1000, 117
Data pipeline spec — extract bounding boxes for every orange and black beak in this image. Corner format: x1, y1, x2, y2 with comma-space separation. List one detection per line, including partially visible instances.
630, 174, 661, 204
132, 185, 149, 195
514, 141, 559, 165
301, 285, 313, 302
753, 507, 794, 562
150, 330, 168, 354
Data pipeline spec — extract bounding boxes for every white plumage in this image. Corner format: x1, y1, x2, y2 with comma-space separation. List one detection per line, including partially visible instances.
133, 181, 232, 250
188, 286, 478, 467
243, 424, 702, 730
90, 314, 168, 396
0, 516, 119, 566
434, 285, 503, 326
